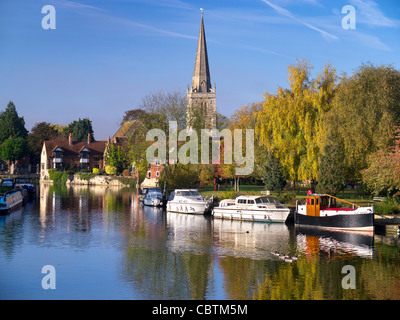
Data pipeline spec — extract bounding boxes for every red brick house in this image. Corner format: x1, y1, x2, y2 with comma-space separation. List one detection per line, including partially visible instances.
40, 133, 107, 179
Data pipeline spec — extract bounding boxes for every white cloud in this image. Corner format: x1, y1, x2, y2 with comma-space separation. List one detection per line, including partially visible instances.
260, 0, 339, 40
349, 0, 400, 27
52, 0, 196, 39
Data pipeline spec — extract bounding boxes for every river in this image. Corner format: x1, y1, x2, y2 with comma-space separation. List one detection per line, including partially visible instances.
0, 183, 399, 300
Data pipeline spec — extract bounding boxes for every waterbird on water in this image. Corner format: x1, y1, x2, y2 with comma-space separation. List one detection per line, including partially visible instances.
271, 251, 280, 257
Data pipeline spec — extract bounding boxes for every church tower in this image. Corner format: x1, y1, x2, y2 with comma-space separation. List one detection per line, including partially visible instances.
187, 10, 217, 130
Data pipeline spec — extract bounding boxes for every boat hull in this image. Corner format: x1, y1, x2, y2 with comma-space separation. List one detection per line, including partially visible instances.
0, 190, 23, 215
212, 208, 290, 223
295, 212, 374, 231
143, 199, 165, 207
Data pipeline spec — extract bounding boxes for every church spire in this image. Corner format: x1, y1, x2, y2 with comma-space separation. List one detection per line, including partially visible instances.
191, 9, 212, 93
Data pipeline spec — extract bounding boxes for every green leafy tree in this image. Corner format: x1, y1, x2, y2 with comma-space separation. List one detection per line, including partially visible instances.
322, 63, 400, 179
0, 101, 28, 143
66, 118, 94, 142
158, 164, 199, 190
0, 136, 29, 174
105, 142, 127, 174
316, 136, 346, 195
27, 122, 59, 163
260, 152, 287, 192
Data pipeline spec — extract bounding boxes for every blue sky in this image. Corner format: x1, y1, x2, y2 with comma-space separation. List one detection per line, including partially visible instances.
0, 0, 399, 140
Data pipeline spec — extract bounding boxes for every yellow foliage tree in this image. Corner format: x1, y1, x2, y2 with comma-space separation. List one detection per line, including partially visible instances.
256, 60, 337, 182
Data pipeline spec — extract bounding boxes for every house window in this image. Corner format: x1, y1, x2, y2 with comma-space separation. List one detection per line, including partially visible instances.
156, 171, 160, 177
147, 171, 151, 179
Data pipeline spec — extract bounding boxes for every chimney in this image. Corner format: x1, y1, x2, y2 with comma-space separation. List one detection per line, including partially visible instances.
87, 133, 91, 144
107, 136, 111, 144
69, 133, 73, 146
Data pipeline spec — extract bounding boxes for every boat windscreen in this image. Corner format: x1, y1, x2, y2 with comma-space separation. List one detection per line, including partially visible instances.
255, 197, 281, 204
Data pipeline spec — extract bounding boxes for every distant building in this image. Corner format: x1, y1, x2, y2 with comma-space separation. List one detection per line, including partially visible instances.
186, 11, 217, 130
40, 133, 106, 179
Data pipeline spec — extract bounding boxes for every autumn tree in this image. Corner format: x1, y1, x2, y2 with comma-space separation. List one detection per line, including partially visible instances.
256, 60, 337, 182
361, 128, 400, 195
105, 142, 127, 174
321, 63, 400, 179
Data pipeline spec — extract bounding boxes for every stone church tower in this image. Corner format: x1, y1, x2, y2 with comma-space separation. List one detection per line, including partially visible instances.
187, 11, 217, 130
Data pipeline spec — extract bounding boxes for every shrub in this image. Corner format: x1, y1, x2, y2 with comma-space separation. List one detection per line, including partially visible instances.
48, 169, 68, 184
122, 169, 130, 177
374, 197, 400, 215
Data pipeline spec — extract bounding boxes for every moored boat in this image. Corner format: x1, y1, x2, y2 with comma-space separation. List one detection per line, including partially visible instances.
14, 177, 36, 198
143, 190, 166, 207
295, 193, 374, 232
167, 189, 212, 215
0, 189, 24, 215
212, 195, 290, 223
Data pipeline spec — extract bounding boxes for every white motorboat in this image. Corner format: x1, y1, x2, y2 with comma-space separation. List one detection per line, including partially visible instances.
167, 189, 212, 215
212, 195, 290, 223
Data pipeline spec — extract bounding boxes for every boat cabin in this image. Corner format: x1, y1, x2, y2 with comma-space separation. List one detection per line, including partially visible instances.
305, 194, 359, 217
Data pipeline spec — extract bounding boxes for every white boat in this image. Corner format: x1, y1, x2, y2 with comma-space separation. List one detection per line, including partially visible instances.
167, 189, 212, 215
212, 195, 290, 223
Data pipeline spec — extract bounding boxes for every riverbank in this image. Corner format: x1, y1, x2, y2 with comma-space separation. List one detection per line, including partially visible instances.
40, 174, 137, 188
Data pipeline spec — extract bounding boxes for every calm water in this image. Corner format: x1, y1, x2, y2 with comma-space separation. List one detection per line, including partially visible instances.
1, 183, 400, 300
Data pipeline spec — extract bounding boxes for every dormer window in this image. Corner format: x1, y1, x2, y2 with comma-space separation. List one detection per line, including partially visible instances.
80, 147, 90, 170
52, 146, 64, 169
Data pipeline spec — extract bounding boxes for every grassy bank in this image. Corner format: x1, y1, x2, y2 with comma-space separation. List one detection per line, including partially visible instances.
198, 185, 383, 210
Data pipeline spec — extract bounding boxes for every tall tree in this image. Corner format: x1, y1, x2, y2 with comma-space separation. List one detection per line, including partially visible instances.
27, 122, 60, 163
255, 60, 337, 182
123, 90, 187, 132
260, 152, 287, 192
66, 118, 94, 142
321, 63, 400, 179
0, 101, 28, 143
0, 137, 29, 174
316, 135, 346, 195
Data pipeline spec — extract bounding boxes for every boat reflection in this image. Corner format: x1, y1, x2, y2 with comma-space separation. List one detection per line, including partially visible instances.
0, 207, 23, 227
212, 219, 293, 260
165, 212, 213, 254
295, 226, 374, 259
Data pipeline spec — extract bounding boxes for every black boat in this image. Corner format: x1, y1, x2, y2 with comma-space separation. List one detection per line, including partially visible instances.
295, 194, 374, 232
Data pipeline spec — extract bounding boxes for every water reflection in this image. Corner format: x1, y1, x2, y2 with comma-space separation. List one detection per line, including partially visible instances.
212, 220, 293, 260
295, 227, 374, 259
0, 184, 399, 300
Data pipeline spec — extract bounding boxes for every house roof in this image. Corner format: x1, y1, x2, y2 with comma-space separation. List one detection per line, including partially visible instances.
44, 138, 107, 158
112, 119, 146, 144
